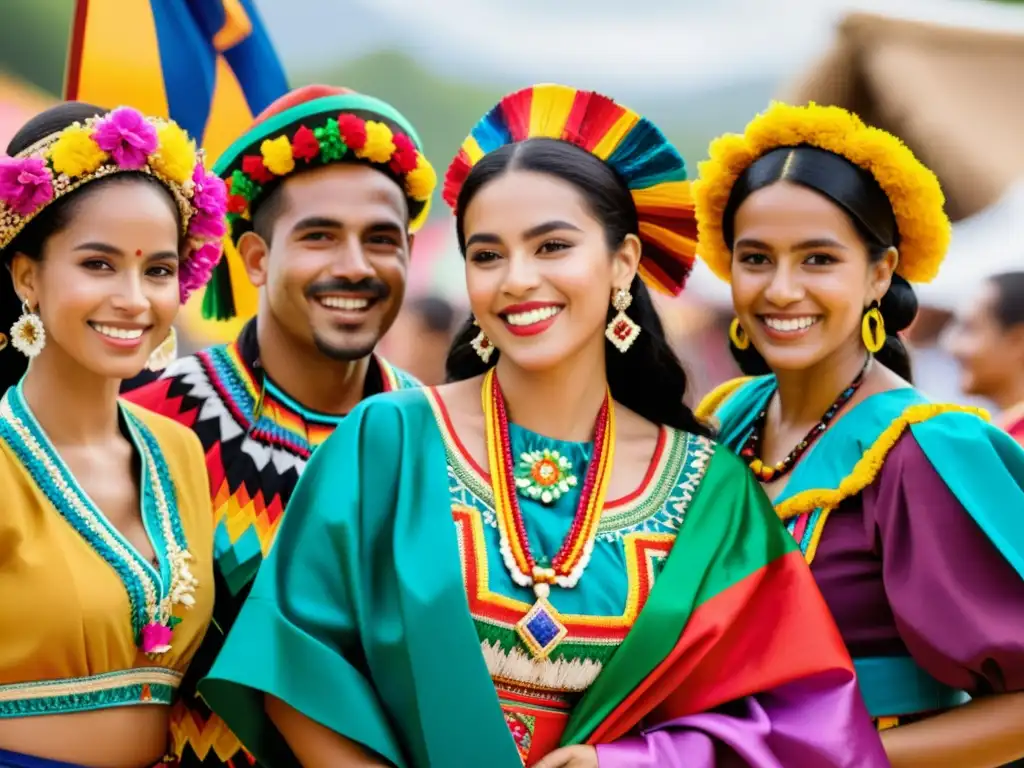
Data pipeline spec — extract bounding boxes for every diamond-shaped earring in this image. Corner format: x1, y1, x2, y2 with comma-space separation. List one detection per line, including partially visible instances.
605, 288, 640, 353
471, 325, 495, 363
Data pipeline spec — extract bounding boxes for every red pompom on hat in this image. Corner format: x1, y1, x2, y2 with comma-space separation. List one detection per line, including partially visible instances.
241, 155, 273, 184
291, 125, 320, 163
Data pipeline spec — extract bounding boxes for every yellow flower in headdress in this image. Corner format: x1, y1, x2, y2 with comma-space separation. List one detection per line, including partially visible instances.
405, 156, 437, 201
151, 122, 197, 184
49, 125, 107, 178
360, 121, 396, 164
261, 135, 295, 176
694, 101, 950, 285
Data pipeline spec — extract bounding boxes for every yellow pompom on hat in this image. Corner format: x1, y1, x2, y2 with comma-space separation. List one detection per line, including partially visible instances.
693, 102, 951, 285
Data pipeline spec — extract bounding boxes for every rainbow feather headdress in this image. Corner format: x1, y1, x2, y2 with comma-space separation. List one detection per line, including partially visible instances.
443, 84, 698, 296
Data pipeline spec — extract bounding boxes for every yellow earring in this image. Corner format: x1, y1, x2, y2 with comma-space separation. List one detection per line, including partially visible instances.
729, 318, 750, 350
861, 304, 885, 353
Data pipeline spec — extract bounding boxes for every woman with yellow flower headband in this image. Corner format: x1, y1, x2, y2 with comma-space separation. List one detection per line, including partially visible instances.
200, 85, 886, 767
695, 103, 1024, 766
0, 102, 224, 767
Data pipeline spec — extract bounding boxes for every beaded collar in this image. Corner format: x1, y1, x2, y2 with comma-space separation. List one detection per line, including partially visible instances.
0, 382, 196, 655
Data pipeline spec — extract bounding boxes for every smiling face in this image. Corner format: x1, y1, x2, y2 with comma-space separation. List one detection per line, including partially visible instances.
241, 163, 411, 362
729, 181, 896, 372
9, 177, 182, 381
461, 169, 638, 373
947, 280, 1024, 398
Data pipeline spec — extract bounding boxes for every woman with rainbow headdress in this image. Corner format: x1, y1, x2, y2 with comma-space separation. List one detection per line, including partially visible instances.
0, 102, 225, 767
199, 85, 886, 767
694, 103, 1024, 767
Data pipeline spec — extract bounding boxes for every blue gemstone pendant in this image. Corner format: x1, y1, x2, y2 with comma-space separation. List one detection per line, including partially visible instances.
516, 597, 568, 659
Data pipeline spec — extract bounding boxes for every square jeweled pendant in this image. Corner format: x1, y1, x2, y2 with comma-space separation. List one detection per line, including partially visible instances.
516, 597, 568, 660
605, 310, 641, 353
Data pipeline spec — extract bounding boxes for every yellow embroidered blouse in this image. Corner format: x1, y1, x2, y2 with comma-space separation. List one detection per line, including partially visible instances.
0, 384, 213, 717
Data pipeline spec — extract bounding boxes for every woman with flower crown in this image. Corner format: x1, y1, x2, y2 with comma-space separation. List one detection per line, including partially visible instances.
694, 103, 1024, 767
0, 102, 226, 768
199, 85, 886, 767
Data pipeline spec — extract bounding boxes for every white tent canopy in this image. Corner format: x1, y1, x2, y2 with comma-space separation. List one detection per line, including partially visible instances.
685, 9, 1024, 311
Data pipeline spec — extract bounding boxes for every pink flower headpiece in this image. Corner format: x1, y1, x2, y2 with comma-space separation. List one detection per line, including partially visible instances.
0, 106, 228, 304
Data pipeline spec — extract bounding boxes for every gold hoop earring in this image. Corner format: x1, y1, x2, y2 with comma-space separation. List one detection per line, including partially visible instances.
862, 304, 885, 354
729, 318, 749, 350
10, 300, 46, 358
605, 287, 640, 353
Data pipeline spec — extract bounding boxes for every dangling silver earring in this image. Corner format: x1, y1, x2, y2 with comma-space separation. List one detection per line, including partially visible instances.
605, 288, 640, 353
146, 326, 178, 372
10, 300, 46, 358
471, 319, 495, 363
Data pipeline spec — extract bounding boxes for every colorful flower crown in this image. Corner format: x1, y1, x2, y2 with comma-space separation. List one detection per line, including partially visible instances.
444, 83, 698, 296
0, 106, 228, 303
223, 112, 436, 237
693, 102, 951, 284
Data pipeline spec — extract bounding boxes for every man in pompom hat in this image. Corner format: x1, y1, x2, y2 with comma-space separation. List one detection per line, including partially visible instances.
125, 84, 437, 768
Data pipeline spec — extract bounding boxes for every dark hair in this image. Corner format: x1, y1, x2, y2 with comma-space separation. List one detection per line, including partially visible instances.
251, 183, 288, 243
987, 271, 1024, 329
410, 294, 457, 334
1, 102, 182, 393
444, 138, 711, 437
722, 145, 918, 382
246, 109, 420, 244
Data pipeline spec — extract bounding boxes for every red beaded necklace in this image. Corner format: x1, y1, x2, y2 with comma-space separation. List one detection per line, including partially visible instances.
742, 357, 871, 483
482, 368, 615, 659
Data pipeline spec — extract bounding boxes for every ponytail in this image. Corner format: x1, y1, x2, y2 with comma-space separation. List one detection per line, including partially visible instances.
874, 273, 916, 383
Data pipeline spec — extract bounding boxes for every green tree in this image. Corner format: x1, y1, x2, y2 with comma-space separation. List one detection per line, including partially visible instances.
0, 0, 75, 95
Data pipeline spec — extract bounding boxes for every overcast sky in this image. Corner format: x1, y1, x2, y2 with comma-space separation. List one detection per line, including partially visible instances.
258, 0, 1024, 93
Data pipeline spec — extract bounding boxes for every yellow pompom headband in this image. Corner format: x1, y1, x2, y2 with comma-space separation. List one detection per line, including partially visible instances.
693, 102, 951, 284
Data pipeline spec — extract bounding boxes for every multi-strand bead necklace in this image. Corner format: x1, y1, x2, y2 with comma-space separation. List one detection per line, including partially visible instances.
742, 357, 871, 483
482, 368, 614, 659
